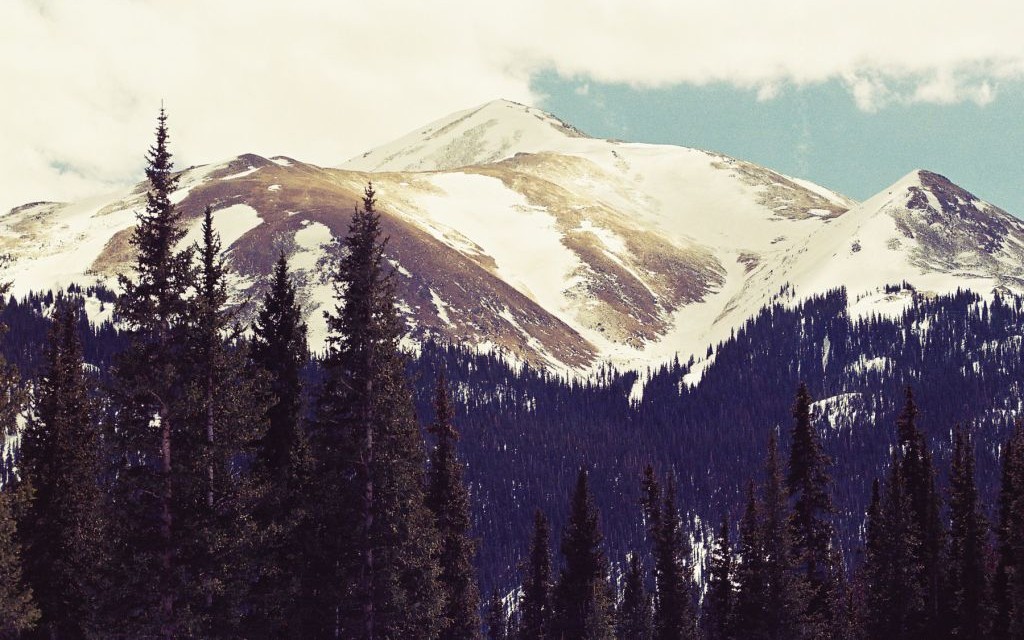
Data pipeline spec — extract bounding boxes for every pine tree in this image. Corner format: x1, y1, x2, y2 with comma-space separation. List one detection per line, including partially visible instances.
485, 590, 508, 640
617, 555, 653, 640
426, 370, 482, 640
520, 509, 553, 640
19, 301, 104, 638
0, 283, 38, 637
943, 424, 991, 639
733, 481, 768, 639
0, 484, 38, 638
247, 251, 312, 639
786, 383, 840, 639
994, 420, 1024, 640
759, 433, 806, 640
251, 251, 308, 480
864, 463, 925, 640
182, 205, 269, 637
552, 468, 615, 640
108, 107, 197, 638
310, 183, 443, 639
641, 470, 697, 640
702, 516, 734, 640
894, 387, 943, 637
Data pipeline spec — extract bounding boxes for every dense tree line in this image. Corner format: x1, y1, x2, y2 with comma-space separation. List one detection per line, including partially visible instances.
2, 111, 1024, 638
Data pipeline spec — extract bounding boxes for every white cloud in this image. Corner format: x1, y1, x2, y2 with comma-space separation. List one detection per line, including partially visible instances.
2, 0, 1023, 213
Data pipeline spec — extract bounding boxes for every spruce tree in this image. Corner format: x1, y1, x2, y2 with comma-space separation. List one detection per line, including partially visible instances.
485, 590, 508, 640
0, 484, 38, 638
759, 433, 805, 640
617, 555, 653, 640
19, 301, 104, 638
108, 107, 197, 638
310, 183, 443, 639
994, 420, 1024, 640
786, 383, 840, 639
520, 509, 553, 640
182, 205, 269, 637
248, 251, 311, 639
943, 424, 991, 639
702, 516, 734, 640
733, 482, 768, 638
426, 370, 482, 640
251, 251, 308, 480
865, 463, 925, 640
894, 387, 943, 636
0, 283, 38, 637
552, 468, 615, 640
641, 470, 697, 640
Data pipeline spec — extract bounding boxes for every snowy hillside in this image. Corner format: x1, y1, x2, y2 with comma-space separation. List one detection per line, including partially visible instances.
3, 101, 1023, 375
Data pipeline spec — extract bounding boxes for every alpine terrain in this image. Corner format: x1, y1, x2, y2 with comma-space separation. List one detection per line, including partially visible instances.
5, 99, 1023, 374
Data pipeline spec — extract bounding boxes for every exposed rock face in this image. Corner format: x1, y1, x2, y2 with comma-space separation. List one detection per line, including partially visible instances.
3, 103, 1022, 373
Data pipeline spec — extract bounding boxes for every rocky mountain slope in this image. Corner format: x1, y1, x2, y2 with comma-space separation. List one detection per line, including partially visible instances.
3, 99, 1023, 373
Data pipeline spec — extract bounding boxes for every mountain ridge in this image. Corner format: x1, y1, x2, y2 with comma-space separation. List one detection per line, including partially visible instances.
3, 102, 1022, 374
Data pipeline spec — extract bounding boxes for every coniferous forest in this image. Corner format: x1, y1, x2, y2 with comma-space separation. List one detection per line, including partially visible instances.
2, 113, 1024, 639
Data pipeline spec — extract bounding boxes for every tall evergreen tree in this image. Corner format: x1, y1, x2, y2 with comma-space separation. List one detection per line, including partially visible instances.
552, 468, 615, 640
641, 469, 697, 640
251, 251, 308, 480
0, 283, 38, 637
247, 251, 311, 638
943, 424, 991, 639
108, 107, 197, 638
864, 463, 925, 640
786, 383, 840, 639
702, 516, 734, 640
19, 302, 104, 639
994, 420, 1024, 640
519, 509, 553, 640
759, 433, 806, 640
485, 590, 508, 640
426, 369, 482, 640
894, 387, 943, 637
182, 205, 269, 637
310, 183, 443, 639
617, 555, 653, 640
733, 482, 767, 639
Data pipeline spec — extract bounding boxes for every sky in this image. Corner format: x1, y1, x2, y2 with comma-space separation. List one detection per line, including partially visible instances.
3, 0, 1024, 217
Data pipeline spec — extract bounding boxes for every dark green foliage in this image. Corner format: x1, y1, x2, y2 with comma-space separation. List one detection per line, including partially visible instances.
0, 284, 38, 637
641, 468, 697, 640
786, 383, 841, 639
734, 482, 768, 638
733, 436, 806, 640
252, 251, 308, 480
19, 302, 104, 638
702, 517, 734, 640
247, 251, 312, 638
519, 509, 553, 640
309, 183, 443, 639
943, 424, 991, 639
552, 468, 615, 640
0, 484, 38, 639
180, 205, 270, 636
994, 420, 1024, 640
107, 108, 197, 637
617, 555, 653, 640
426, 370, 482, 640
894, 387, 944, 636
485, 590, 508, 640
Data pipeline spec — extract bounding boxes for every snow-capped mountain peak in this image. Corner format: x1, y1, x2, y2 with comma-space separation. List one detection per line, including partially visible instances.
4, 102, 1023, 375
340, 98, 587, 172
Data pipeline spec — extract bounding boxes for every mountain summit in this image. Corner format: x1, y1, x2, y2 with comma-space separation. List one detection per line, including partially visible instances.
341, 99, 587, 172
3, 104, 1022, 373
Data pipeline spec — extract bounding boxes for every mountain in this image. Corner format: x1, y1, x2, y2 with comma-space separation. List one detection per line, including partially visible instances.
3, 99, 1023, 374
